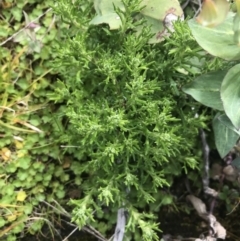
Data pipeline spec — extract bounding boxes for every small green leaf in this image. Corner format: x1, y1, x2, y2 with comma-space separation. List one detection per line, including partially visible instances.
0, 26, 10, 37
5, 185, 15, 196
56, 190, 65, 199
17, 171, 28, 181
17, 157, 31, 170
0, 180, 5, 187
6, 163, 18, 173
213, 113, 239, 158
0, 217, 6, 228
12, 222, 25, 234
160, 195, 173, 205
218, 192, 227, 200
35, 193, 45, 202
12, 7, 22, 22
28, 219, 44, 233
183, 69, 227, 110
221, 64, 240, 129
23, 204, 33, 215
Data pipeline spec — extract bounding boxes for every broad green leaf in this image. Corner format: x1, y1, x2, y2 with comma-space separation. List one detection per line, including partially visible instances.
90, 0, 183, 42
89, 13, 122, 30
232, 156, 240, 169
213, 113, 239, 158
93, 0, 125, 15
233, 13, 240, 43
221, 64, 240, 129
188, 12, 240, 60
137, 0, 183, 43
90, 0, 124, 30
182, 69, 228, 110
216, 113, 240, 135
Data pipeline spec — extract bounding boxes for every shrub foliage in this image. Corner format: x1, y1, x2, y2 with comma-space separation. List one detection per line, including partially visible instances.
0, 0, 227, 240
51, 0, 216, 239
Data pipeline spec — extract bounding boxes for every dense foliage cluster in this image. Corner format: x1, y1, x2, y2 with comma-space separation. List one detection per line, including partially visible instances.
0, 1, 70, 240
51, 0, 222, 240
2, 0, 239, 240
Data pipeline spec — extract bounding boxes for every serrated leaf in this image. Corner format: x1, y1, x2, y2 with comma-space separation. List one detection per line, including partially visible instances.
221, 64, 240, 129
17, 191, 27, 202
213, 113, 239, 158
182, 69, 227, 110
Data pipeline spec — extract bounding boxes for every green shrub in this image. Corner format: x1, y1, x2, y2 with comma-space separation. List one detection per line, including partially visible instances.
51, 0, 221, 239
0, 0, 227, 240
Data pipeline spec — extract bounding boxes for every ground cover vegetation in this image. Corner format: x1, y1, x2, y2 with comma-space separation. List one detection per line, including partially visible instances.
1, 0, 240, 240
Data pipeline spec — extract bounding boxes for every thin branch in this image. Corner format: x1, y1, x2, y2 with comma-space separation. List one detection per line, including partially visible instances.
108, 234, 114, 241
53, 199, 70, 216
84, 226, 108, 241
27, 217, 63, 240
62, 227, 78, 241
200, 129, 210, 193
40, 14, 56, 41
41, 200, 71, 218
113, 208, 126, 241
193, 0, 202, 17
181, 0, 191, 9
0, 8, 52, 46
41, 200, 108, 241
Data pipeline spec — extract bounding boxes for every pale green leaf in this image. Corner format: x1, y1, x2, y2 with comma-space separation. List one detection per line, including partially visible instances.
137, 0, 183, 43
216, 113, 240, 135
90, 13, 122, 30
188, 12, 240, 60
90, 0, 124, 29
213, 113, 239, 158
182, 69, 228, 110
221, 64, 240, 129
232, 157, 240, 169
